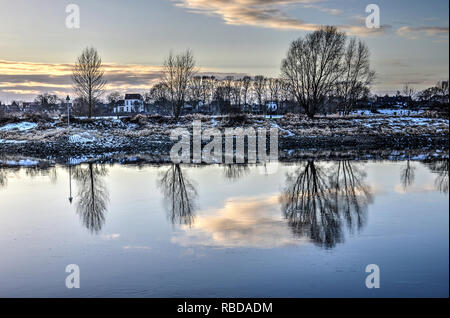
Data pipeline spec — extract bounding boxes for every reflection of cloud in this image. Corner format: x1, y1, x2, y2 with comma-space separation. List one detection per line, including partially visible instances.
104, 233, 121, 240
394, 182, 436, 194
396, 26, 449, 41
123, 246, 152, 250
172, 0, 387, 36
172, 195, 308, 248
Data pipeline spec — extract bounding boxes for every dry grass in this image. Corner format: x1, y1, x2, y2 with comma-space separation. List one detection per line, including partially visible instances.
1, 112, 448, 143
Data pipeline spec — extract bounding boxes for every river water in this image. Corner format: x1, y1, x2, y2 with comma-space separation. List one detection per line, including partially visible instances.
0, 160, 448, 297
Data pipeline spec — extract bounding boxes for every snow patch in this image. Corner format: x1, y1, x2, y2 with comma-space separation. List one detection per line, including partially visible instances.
0, 139, 27, 144
69, 132, 96, 143
0, 159, 39, 166
0, 122, 37, 131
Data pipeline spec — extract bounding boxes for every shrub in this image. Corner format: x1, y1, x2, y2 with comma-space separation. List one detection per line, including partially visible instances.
222, 113, 250, 127
129, 114, 148, 126
0, 112, 15, 125
147, 114, 174, 125
22, 111, 52, 123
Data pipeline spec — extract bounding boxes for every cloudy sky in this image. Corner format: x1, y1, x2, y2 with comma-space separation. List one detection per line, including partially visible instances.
0, 0, 448, 102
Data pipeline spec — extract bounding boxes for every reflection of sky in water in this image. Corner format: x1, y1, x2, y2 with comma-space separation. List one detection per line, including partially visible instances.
0, 161, 448, 297
172, 195, 308, 248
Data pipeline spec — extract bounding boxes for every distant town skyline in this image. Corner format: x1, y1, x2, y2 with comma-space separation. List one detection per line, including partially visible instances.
0, 0, 448, 102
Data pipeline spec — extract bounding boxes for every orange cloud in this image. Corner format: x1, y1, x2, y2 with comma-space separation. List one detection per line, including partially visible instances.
173, 0, 387, 36
396, 26, 449, 41
0, 59, 242, 101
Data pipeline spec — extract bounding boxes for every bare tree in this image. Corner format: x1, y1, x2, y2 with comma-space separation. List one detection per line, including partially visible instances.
335, 38, 375, 115
213, 81, 229, 114
267, 78, 282, 115
200, 76, 215, 107
281, 26, 346, 118
223, 76, 234, 106
106, 91, 121, 113
34, 93, 59, 106
241, 76, 252, 109
106, 91, 121, 105
162, 49, 196, 120
148, 82, 169, 104
253, 75, 267, 113
232, 78, 243, 110
402, 83, 415, 104
189, 75, 203, 109
268, 78, 281, 103
72, 47, 107, 118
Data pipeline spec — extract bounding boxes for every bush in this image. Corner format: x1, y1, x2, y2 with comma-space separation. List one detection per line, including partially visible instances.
222, 113, 250, 127
147, 114, 174, 125
0, 112, 14, 125
0, 111, 52, 125
129, 114, 148, 126
22, 111, 51, 123
184, 113, 209, 122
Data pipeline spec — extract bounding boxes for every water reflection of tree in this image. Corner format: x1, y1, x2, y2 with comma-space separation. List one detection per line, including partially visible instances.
25, 166, 58, 183
223, 164, 249, 181
159, 164, 197, 227
400, 160, 415, 191
425, 160, 449, 194
0, 168, 8, 188
73, 163, 109, 234
280, 160, 372, 248
0, 166, 54, 189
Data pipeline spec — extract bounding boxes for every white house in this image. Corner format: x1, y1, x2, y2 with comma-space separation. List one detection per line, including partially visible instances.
114, 94, 144, 113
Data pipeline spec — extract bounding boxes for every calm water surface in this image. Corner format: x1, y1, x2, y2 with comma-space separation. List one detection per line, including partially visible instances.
0, 160, 448, 297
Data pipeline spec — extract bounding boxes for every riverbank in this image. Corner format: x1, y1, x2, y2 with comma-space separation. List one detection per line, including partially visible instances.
1, 113, 448, 166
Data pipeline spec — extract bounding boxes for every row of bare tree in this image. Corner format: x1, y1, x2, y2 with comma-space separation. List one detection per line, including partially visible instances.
148, 26, 375, 118
70, 26, 374, 119
147, 74, 291, 115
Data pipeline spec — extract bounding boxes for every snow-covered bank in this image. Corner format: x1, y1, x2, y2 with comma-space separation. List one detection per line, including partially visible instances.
0, 122, 37, 132
0, 113, 448, 165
